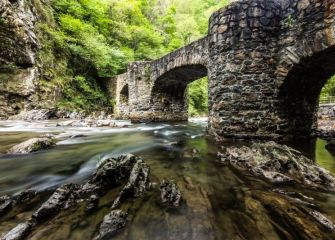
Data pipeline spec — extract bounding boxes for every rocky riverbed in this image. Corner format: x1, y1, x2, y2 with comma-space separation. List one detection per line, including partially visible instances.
0, 119, 335, 239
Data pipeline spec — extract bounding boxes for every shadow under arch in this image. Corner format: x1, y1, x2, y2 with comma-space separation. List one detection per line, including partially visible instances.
120, 84, 129, 105
278, 46, 335, 137
150, 64, 208, 121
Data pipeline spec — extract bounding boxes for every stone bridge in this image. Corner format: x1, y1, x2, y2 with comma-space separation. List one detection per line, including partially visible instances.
109, 0, 335, 141
111, 37, 209, 121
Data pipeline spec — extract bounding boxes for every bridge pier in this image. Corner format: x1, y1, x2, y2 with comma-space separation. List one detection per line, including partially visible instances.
111, 0, 335, 140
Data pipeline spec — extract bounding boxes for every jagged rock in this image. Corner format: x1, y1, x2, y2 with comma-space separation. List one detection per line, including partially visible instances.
0, 195, 12, 216
32, 184, 75, 222
112, 159, 150, 209
13, 190, 37, 204
90, 154, 138, 187
0, 222, 33, 240
0, 190, 38, 218
160, 180, 182, 207
86, 194, 99, 211
221, 141, 335, 189
6, 137, 56, 154
94, 210, 127, 240
2, 154, 149, 239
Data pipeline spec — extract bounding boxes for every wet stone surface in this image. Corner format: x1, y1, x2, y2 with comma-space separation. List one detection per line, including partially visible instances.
221, 141, 335, 190
94, 210, 127, 240
160, 180, 182, 207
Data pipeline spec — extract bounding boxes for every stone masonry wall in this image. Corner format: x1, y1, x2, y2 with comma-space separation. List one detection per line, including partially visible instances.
208, 0, 283, 140
208, 0, 335, 140
318, 104, 335, 120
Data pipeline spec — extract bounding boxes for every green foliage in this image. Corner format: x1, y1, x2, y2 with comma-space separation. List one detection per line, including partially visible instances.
57, 75, 109, 110
321, 76, 335, 98
38, 0, 233, 113
188, 77, 208, 117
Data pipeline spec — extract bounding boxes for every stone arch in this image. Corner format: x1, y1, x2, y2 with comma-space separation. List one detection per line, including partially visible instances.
120, 84, 129, 105
274, 0, 335, 137
117, 83, 129, 118
277, 47, 335, 136
149, 64, 208, 121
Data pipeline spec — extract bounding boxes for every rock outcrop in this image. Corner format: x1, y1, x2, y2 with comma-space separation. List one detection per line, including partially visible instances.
1, 154, 150, 240
6, 137, 56, 154
94, 210, 128, 240
0, 0, 41, 118
220, 141, 335, 190
160, 180, 182, 207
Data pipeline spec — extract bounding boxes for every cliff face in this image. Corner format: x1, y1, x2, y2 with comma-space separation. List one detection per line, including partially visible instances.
0, 0, 41, 118
0, 0, 63, 119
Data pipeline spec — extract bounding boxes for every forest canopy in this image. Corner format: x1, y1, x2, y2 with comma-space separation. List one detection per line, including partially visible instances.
41, 0, 231, 113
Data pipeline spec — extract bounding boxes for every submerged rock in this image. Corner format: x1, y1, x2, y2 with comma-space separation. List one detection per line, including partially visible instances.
6, 137, 56, 154
0, 190, 38, 218
0, 195, 12, 216
32, 184, 76, 222
221, 141, 335, 190
253, 191, 335, 239
160, 180, 182, 207
1, 222, 33, 240
94, 210, 127, 240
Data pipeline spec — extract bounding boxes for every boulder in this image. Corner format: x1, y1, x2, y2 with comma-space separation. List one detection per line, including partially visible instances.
220, 141, 335, 190
94, 210, 127, 240
160, 180, 182, 207
6, 137, 56, 154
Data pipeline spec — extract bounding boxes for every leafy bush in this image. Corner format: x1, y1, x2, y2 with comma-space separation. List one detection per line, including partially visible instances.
188, 77, 208, 117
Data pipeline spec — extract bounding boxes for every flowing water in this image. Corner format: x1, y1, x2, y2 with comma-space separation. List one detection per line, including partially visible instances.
0, 119, 335, 239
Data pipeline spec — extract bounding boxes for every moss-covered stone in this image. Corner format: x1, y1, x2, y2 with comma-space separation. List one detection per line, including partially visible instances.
6, 137, 56, 154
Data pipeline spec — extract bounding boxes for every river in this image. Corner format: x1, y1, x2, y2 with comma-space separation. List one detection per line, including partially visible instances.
0, 118, 335, 239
